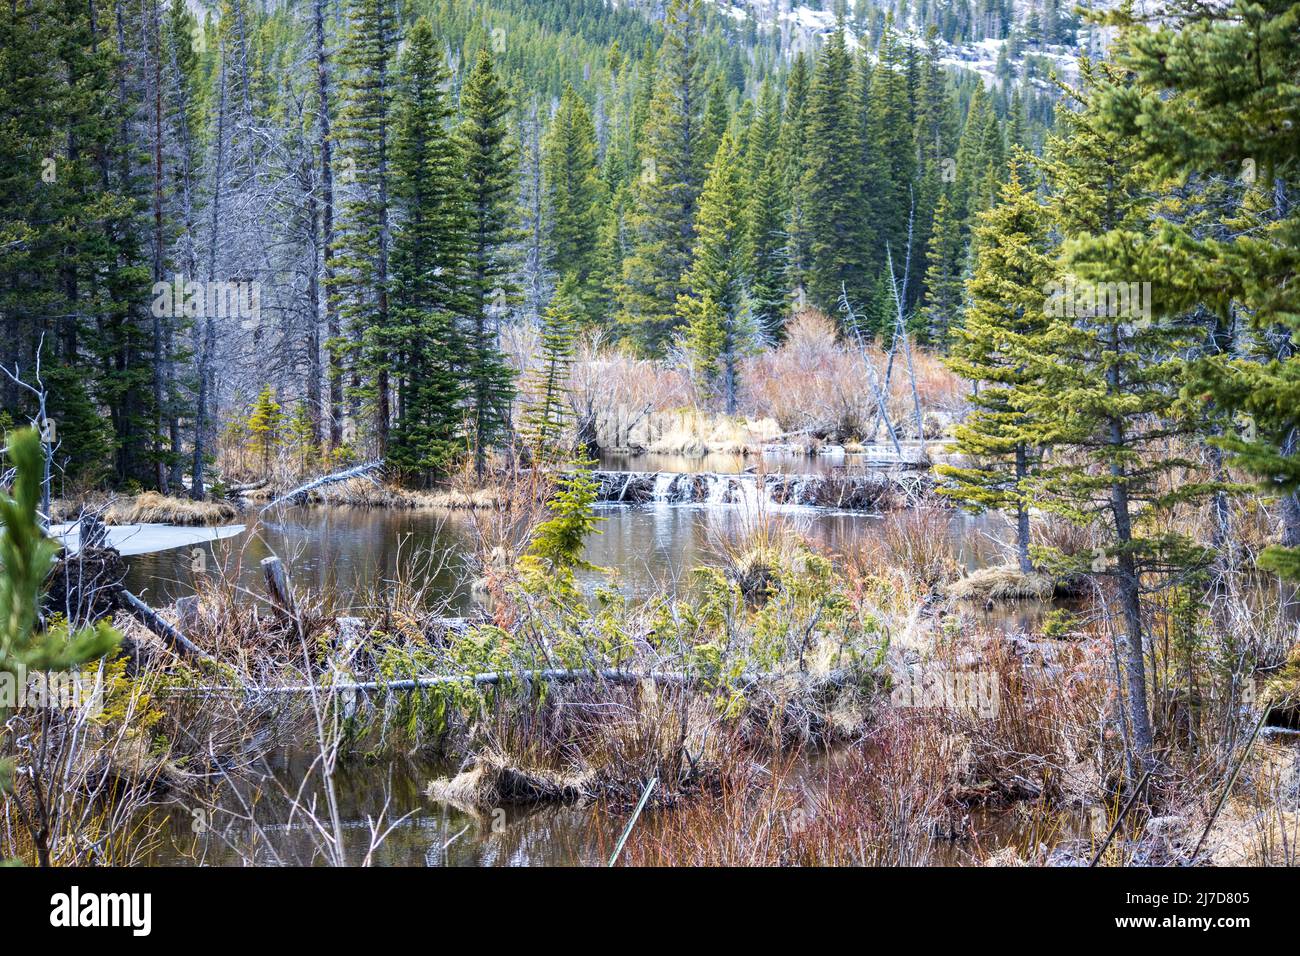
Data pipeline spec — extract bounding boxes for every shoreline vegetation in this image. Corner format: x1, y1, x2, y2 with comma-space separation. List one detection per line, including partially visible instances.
7, 421, 1296, 865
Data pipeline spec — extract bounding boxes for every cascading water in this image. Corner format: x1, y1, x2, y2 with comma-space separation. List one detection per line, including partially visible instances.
651, 472, 677, 502
586, 468, 918, 511
705, 474, 728, 505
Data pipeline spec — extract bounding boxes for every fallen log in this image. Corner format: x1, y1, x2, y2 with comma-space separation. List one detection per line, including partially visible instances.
258, 460, 384, 514
226, 477, 269, 494
161, 667, 853, 697
114, 586, 212, 662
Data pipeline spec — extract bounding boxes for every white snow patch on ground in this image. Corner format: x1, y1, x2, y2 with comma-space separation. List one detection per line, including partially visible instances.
51, 522, 246, 557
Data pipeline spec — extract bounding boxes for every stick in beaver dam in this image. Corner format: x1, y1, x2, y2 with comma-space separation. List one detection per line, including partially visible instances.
261, 556, 300, 630
113, 586, 212, 662
258, 459, 384, 514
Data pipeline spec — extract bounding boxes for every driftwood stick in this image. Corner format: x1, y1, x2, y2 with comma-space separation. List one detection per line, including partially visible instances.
1088, 766, 1154, 867
114, 586, 211, 661
258, 459, 383, 514
609, 776, 657, 867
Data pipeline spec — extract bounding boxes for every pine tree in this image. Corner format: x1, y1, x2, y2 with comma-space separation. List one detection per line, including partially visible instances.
457, 48, 519, 480
0, 0, 147, 489
1100, 0, 1300, 578
747, 151, 787, 341
700, 71, 730, 174
542, 84, 606, 322
777, 51, 812, 310
618, 0, 707, 353
868, 17, 917, 280
678, 132, 756, 415
919, 191, 965, 345
386, 17, 465, 483
938, 161, 1055, 575
247, 385, 282, 474
952, 84, 998, 233
743, 81, 785, 339
519, 467, 604, 602
912, 25, 958, 312
521, 277, 580, 464
330, 0, 396, 455
800, 26, 871, 315
1020, 61, 1217, 772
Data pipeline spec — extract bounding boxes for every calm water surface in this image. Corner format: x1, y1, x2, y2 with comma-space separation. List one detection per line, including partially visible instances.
124, 500, 1006, 613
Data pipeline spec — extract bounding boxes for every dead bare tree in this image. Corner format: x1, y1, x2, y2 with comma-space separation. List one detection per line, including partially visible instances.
1, 338, 55, 528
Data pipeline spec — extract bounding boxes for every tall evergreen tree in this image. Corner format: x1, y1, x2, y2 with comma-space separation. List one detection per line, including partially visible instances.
542, 84, 605, 323
386, 17, 465, 483
919, 190, 965, 345
938, 161, 1055, 575
330, 0, 396, 454
745, 80, 786, 339
778, 51, 812, 310
457, 48, 518, 480
1022, 62, 1215, 772
1100, 0, 1300, 579
868, 17, 917, 281
800, 26, 871, 315
678, 132, 756, 415
521, 276, 580, 463
618, 0, 706, 353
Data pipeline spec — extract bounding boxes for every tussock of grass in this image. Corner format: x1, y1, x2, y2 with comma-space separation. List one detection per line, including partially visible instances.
426, 751, 595, 808
105, 492, 238, 526
948, 564, 1057, 601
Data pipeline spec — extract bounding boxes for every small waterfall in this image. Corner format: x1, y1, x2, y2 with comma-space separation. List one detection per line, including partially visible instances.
705, 474, 728, 505
651, 472, 677, 502
585, 468, 919, 511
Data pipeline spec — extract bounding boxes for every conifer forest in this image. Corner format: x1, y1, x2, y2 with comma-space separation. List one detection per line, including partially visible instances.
1, 0, 1299, 891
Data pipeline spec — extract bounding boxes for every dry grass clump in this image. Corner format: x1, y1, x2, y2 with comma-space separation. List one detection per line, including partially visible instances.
425, 681, 731, 813
254, 477, 502, 511
104, 492, 238, 526
849, 504, 961, 602
1031, 512, 1098, 558
948, 564, 1057, 602
643, 409, 781, 457
427, 750, 595, 807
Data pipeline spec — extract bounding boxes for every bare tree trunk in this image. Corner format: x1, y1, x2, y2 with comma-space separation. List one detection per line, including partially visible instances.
723, 349, 737, 415
314, 0, 342, 451
149, 0, 169, 494
1015, 445, 1032, 574
192, 50, 228, 500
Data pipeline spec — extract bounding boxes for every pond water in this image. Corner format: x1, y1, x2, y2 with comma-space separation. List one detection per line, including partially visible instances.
123, 498, 1007, 614
148, 748, 1079, 867
124, 462, 1038, 867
